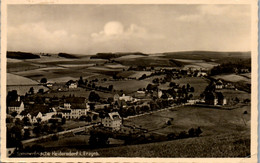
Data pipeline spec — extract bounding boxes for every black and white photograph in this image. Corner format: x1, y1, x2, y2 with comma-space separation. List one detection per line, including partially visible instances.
1, 0, 258, 162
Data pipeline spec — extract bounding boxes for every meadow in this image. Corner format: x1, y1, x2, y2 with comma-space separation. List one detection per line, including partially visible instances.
213, 74, 250, 84
124, 105, 250, 136
90, 131, 250, 157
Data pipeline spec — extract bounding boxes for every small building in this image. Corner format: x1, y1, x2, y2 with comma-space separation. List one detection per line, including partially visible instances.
68, 82, 77, 89
205, 91, 227, 106
47, 83, 53, 87
197, 72, 207, 77
215, 80, 223, 89
61, 97, 90, 119
102, 112, 122, 131
119, 94, 133, 102
8, 101, 24, 114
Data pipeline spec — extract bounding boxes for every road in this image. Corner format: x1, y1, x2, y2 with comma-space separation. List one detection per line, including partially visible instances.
124, 104, 186, 120
21, 123, 100, 145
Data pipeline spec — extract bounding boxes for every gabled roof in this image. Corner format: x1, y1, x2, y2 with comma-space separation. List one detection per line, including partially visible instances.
65, 97, 86, 103
8, 101, 22, 107
107, 112, 121, 120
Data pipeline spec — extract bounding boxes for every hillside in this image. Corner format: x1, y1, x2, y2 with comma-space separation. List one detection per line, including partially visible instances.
90, 52, 148, 60
7, 51, 40, 59
58, 53, 79, 59
7, 73, 38, 85
162, 51, 251, 63
90, 132, 250, 157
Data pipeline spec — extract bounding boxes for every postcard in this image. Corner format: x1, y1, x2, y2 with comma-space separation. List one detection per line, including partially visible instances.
1, 0, 258, 162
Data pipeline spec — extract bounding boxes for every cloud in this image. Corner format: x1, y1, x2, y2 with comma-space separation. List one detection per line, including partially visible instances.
177, 5, 250, 22
91, 21, 165, 42
7, 22, 88, 53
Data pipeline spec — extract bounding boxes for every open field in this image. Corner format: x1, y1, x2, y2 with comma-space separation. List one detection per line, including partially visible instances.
100, 80, 150, 94
42, 88, 114, 99
172, 77, 210, 98
7, 85, 49, 95
240, 73, 251, 79
7, 73, 39, 85
90, 131, 250, 157
124, 105, 250, 136
219, 89, 250, 100
213, 74, 250, 84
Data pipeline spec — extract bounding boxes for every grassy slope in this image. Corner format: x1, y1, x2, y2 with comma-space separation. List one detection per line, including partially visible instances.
92, 131, 250, 157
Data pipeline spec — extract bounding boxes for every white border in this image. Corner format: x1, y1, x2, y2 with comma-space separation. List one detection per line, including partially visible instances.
1, 0, 258, 162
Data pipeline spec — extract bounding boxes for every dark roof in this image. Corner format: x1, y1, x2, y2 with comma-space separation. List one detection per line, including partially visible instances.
8, 101, 22, 107
57, 109, 71, 113
71, 103, 87, 109
65, 97, 86, 103
23, 104, 49, 116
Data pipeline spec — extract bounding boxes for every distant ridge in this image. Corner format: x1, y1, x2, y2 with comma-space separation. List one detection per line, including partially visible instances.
58, 53, 79, 59
7, 51, 40, 59
90, 52, 148, 59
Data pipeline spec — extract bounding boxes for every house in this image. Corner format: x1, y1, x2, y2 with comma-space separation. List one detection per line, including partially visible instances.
205, 91, 226, 106
240, 68, 249, 73
119, 94, 133, 102
8, 101, 24, 114
47, 83, 53, 87
113, 94, 120, 102
69, 82, 77, 89
197, 72, 207, 77
57, 108, 71, 119
215, 80, 223, 89
224, 83, 235, 89
61, 97, 90, 119
102, 112, 122, 130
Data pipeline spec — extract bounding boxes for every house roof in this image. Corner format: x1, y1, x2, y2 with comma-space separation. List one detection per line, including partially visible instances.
65, 97, 86, 103
107, 112, 121, 120
8, 101, 22, 107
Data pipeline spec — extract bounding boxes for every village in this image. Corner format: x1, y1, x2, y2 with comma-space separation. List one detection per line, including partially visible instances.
6, 60, 251, 156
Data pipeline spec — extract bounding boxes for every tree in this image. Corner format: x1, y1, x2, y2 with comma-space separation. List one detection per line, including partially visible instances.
89, 103, 95, 111
40, 78, 47, 84
62, 117, 66, 124
169, 82, 176, 87
93, 114, 98, 121
7, 90, 18, 105
88, 91, 100, 102
78, 76, 84, 86
108, 85, 113, 91
86, 116, 92, 122
38, 88, 44, 94
195, 127, 202, 137
188, 128, 195, 137
23, 129, 31, 139
29, 87, 34, 95
190, 87, 195, 92
23, 117, 31, 126
11, 111, 18, 118
188, 94, 193, 100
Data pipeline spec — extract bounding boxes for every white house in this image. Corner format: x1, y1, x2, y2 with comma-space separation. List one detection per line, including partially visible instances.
119, 94, 133, 102
60, 97, 89, 119
69, 82, 77, 89
102, 112, 122, 130
215, 80, 224, 89
8, 101, 24, 114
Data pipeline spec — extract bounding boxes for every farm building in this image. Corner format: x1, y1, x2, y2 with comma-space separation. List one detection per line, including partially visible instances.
102, 112, 122, 131
8, 100, 24, 114
215, 80, 224, 89
119, 94, 133, 102
68, 82, 77, 89
61, 97, 90, 119
205, 91, 227, 106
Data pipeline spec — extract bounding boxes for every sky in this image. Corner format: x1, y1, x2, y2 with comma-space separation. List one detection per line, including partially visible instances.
7, 4, 251, 54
